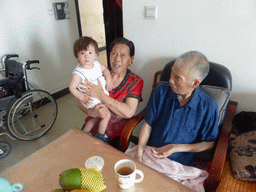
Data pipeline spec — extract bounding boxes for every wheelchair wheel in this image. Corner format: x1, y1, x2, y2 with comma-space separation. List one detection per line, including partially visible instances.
5, 90, 58, 140
0, 141, 11, 159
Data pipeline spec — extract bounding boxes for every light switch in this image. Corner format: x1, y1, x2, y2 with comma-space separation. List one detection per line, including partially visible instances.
145, 6, 157, 20
48, 10, 54, 15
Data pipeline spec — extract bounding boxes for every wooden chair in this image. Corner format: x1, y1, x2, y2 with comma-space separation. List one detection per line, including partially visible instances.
119, 60, 238, 192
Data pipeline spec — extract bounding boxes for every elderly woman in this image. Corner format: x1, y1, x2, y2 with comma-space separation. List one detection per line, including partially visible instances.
78, 37, 144, 148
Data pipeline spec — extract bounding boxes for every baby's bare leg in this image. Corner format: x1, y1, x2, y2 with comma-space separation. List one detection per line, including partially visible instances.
83, 117, 100, 133
98, 108, 111, 134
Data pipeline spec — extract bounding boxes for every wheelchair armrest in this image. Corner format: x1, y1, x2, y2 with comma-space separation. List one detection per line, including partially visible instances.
0, 78, 10, 86
205, 100, 237, 192
119, 106, 147, 152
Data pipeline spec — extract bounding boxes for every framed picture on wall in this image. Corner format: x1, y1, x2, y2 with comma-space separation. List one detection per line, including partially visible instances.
53, 2, 70, 20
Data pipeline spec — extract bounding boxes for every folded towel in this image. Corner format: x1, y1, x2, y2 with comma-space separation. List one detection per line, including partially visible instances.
125, 142, 208, 192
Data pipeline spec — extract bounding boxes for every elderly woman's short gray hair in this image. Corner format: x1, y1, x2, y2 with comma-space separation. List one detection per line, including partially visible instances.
175, 51, 209, 82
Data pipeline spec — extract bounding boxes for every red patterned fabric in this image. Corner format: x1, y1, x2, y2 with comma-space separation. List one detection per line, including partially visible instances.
195, 159, 212, 188
195, 159, 212, 173
85, 69, 143, 140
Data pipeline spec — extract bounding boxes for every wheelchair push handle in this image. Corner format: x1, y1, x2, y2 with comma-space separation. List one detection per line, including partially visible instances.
1, 54, 19, 69
6, 54, 19, 59
25, 60, 40, 70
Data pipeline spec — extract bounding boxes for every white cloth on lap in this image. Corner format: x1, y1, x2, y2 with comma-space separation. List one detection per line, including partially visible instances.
125, 142, 208, 192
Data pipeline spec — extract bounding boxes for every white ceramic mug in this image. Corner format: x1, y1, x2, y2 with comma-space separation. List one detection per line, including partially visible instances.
114, 159, 144, 189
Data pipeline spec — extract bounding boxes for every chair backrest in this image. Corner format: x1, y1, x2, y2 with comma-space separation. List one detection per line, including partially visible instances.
158, 60, 232, 126
5, 59, 24, 78
4, 59, 26, 97
159, 60, 232, 90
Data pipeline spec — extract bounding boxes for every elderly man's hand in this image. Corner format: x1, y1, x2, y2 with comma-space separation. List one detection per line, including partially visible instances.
151, 144, 179, 159
134, 153, 143, 163
134, 145, 145, 163
151, 142, 214, 159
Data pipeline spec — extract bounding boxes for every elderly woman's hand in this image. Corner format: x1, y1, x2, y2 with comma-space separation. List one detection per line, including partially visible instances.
94, 103, 110, 119
79, 94, 92, 107
79, 79, 105, 100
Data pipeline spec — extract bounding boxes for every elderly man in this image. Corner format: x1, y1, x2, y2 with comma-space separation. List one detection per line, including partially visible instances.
135, 51, 219, 166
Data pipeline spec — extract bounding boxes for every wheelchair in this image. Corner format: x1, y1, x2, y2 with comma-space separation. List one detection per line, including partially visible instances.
0, 54, 58, 159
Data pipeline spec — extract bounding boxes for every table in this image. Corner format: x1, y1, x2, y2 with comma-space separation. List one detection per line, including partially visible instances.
1, 128, 194, 191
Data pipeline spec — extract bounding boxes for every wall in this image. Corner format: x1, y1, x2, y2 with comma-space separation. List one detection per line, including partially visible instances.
1, 0, 255, 134
123, 0, 256, 113
78, 0, 106, 48
0, 0, 79, 94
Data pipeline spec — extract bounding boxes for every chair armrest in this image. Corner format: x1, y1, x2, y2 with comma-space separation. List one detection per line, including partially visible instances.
205, 100, 238, 192
152, 70, 162, 89
119, 107, 147, 152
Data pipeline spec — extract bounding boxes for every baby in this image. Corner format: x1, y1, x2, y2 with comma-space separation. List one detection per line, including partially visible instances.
69, 36, 112, 143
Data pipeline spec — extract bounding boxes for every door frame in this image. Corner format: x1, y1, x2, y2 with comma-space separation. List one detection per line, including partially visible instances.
74, 0, 123, 68
74, 0, 82, 37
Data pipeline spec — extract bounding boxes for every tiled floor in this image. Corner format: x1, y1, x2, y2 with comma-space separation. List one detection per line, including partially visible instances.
0, 93, 86, 174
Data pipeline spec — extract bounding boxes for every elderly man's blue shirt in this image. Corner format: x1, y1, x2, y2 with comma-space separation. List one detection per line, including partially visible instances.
145, 82, 219, 166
